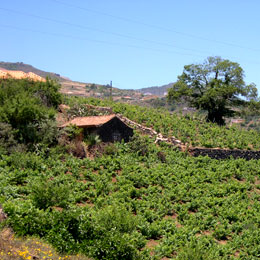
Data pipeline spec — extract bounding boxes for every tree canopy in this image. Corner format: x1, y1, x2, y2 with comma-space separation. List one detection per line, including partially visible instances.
0, 78, 62, 144
168, 56, 258, 125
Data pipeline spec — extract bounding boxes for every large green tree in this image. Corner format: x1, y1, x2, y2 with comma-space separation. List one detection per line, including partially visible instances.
168, 56, 257, 125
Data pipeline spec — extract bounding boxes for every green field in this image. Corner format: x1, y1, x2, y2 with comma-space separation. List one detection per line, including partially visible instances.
1, 139, 260, 259
1, 79, 260, 259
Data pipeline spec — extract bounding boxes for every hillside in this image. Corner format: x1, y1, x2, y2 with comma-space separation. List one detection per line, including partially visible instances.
1, 79, 260, 259
0, 62, 143, 101
0, 62, 65, 82
0, 62, 176, 108
137, 82, 174, 96
0, 68, 45, 82
67, 97, 260, 150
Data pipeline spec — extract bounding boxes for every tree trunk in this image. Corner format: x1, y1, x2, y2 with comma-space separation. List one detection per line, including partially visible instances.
206, 111, 225, 125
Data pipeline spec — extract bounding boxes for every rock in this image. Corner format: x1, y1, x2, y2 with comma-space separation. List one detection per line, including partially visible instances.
0, 207, 7, 222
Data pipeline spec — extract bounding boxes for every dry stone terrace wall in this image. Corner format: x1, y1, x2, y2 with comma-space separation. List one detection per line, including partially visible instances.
116, 114, 182, 146
114, 114, 260, 160
59, 105, 260, 160
117, 114, 260, 160
116, 114, 157, 136
188, 147, 260, 160
85, 104, 113, 114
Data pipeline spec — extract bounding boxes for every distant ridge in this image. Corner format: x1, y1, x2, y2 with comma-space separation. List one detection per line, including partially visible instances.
0, 62, 173, 102
137, 82, 174, 96
0, 62, 65, 81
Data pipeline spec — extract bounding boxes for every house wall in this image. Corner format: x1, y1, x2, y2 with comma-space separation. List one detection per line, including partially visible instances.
95, 117, 133, 142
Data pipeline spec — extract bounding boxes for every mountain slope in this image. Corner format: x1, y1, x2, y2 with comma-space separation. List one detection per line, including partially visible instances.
0, 62, 141, 99
1, 62, 174, 102
137, 82, 174, 96
0, 62, 65, 81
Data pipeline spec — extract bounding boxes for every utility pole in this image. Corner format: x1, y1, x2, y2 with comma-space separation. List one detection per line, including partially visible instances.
110, 80, 112, 100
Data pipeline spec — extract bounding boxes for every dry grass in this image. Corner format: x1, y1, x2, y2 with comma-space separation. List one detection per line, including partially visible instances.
0, 69, 45, 82
0, 228, 90, 260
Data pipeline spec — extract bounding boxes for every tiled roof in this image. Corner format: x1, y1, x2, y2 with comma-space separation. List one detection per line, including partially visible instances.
61, 114, 116, 128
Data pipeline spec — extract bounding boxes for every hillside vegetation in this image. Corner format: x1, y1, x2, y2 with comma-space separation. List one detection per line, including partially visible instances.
66, 97, 260, 150
1, 79, 260, 259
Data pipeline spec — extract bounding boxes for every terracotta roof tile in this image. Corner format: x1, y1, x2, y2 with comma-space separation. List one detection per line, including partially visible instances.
61, 114, 116, 128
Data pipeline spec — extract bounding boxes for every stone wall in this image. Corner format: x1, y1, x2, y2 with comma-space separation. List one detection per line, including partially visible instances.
117, 114, 157, 136
119, 113, 260, 160
85, 104, 113, 114
189, 147, 260, 160
60, 105, 260, 161
117, 114, 182, 146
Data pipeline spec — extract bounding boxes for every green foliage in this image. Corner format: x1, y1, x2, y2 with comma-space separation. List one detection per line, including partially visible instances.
65, 96, 260, 150
2, 92, 260, 259
128, 135, 150, 156
34, 77, 62, 108
168, 56, 258, 125
67, 104, 110, 119
176, 241, 216, 260
0, 123, 25, 154
103, 143, 118, 155
2, 141, 260, 259
83, 204, 146, 260
29, 176, 72, 210
64, 124, 83, 140
84, 134, 101, 147
0, 78, 61, 144
35, 118, 61, 145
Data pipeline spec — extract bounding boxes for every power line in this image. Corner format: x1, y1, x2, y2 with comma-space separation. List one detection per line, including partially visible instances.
0, 6, 212, 56
48, 0, 260, 53
0, 23, 205, 57
0, 7, 259, 65
1, 6, 256, 58
1, 23, 259, 66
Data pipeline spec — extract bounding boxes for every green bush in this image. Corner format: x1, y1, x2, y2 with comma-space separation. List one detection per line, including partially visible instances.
176, 242, 216, 260
103, 143, 118, 155
0, 122, 26, 154
84, 134, 101, 147
128, 135, 150, 156
29, 177, 72, 209
0, 78, 61, 144
79, 204, 146, 260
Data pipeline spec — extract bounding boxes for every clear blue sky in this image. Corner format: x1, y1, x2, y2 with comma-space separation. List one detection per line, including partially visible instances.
0, 0, 260, 90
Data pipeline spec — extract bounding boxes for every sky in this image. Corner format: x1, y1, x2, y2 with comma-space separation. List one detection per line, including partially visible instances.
0, 0, 260, 90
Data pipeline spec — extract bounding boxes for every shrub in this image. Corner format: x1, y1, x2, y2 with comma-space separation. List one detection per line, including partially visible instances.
0, 123, 26, 154
64, 124, 83, 141
80, 204, 146, 260
0, 79, 61, 144
176, 241, 216, 260
3, 200, 50, 236
128, 135, 150, 156
29, 177, 72, 210
84, 134, 101, 147
103, 143, 118, 155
